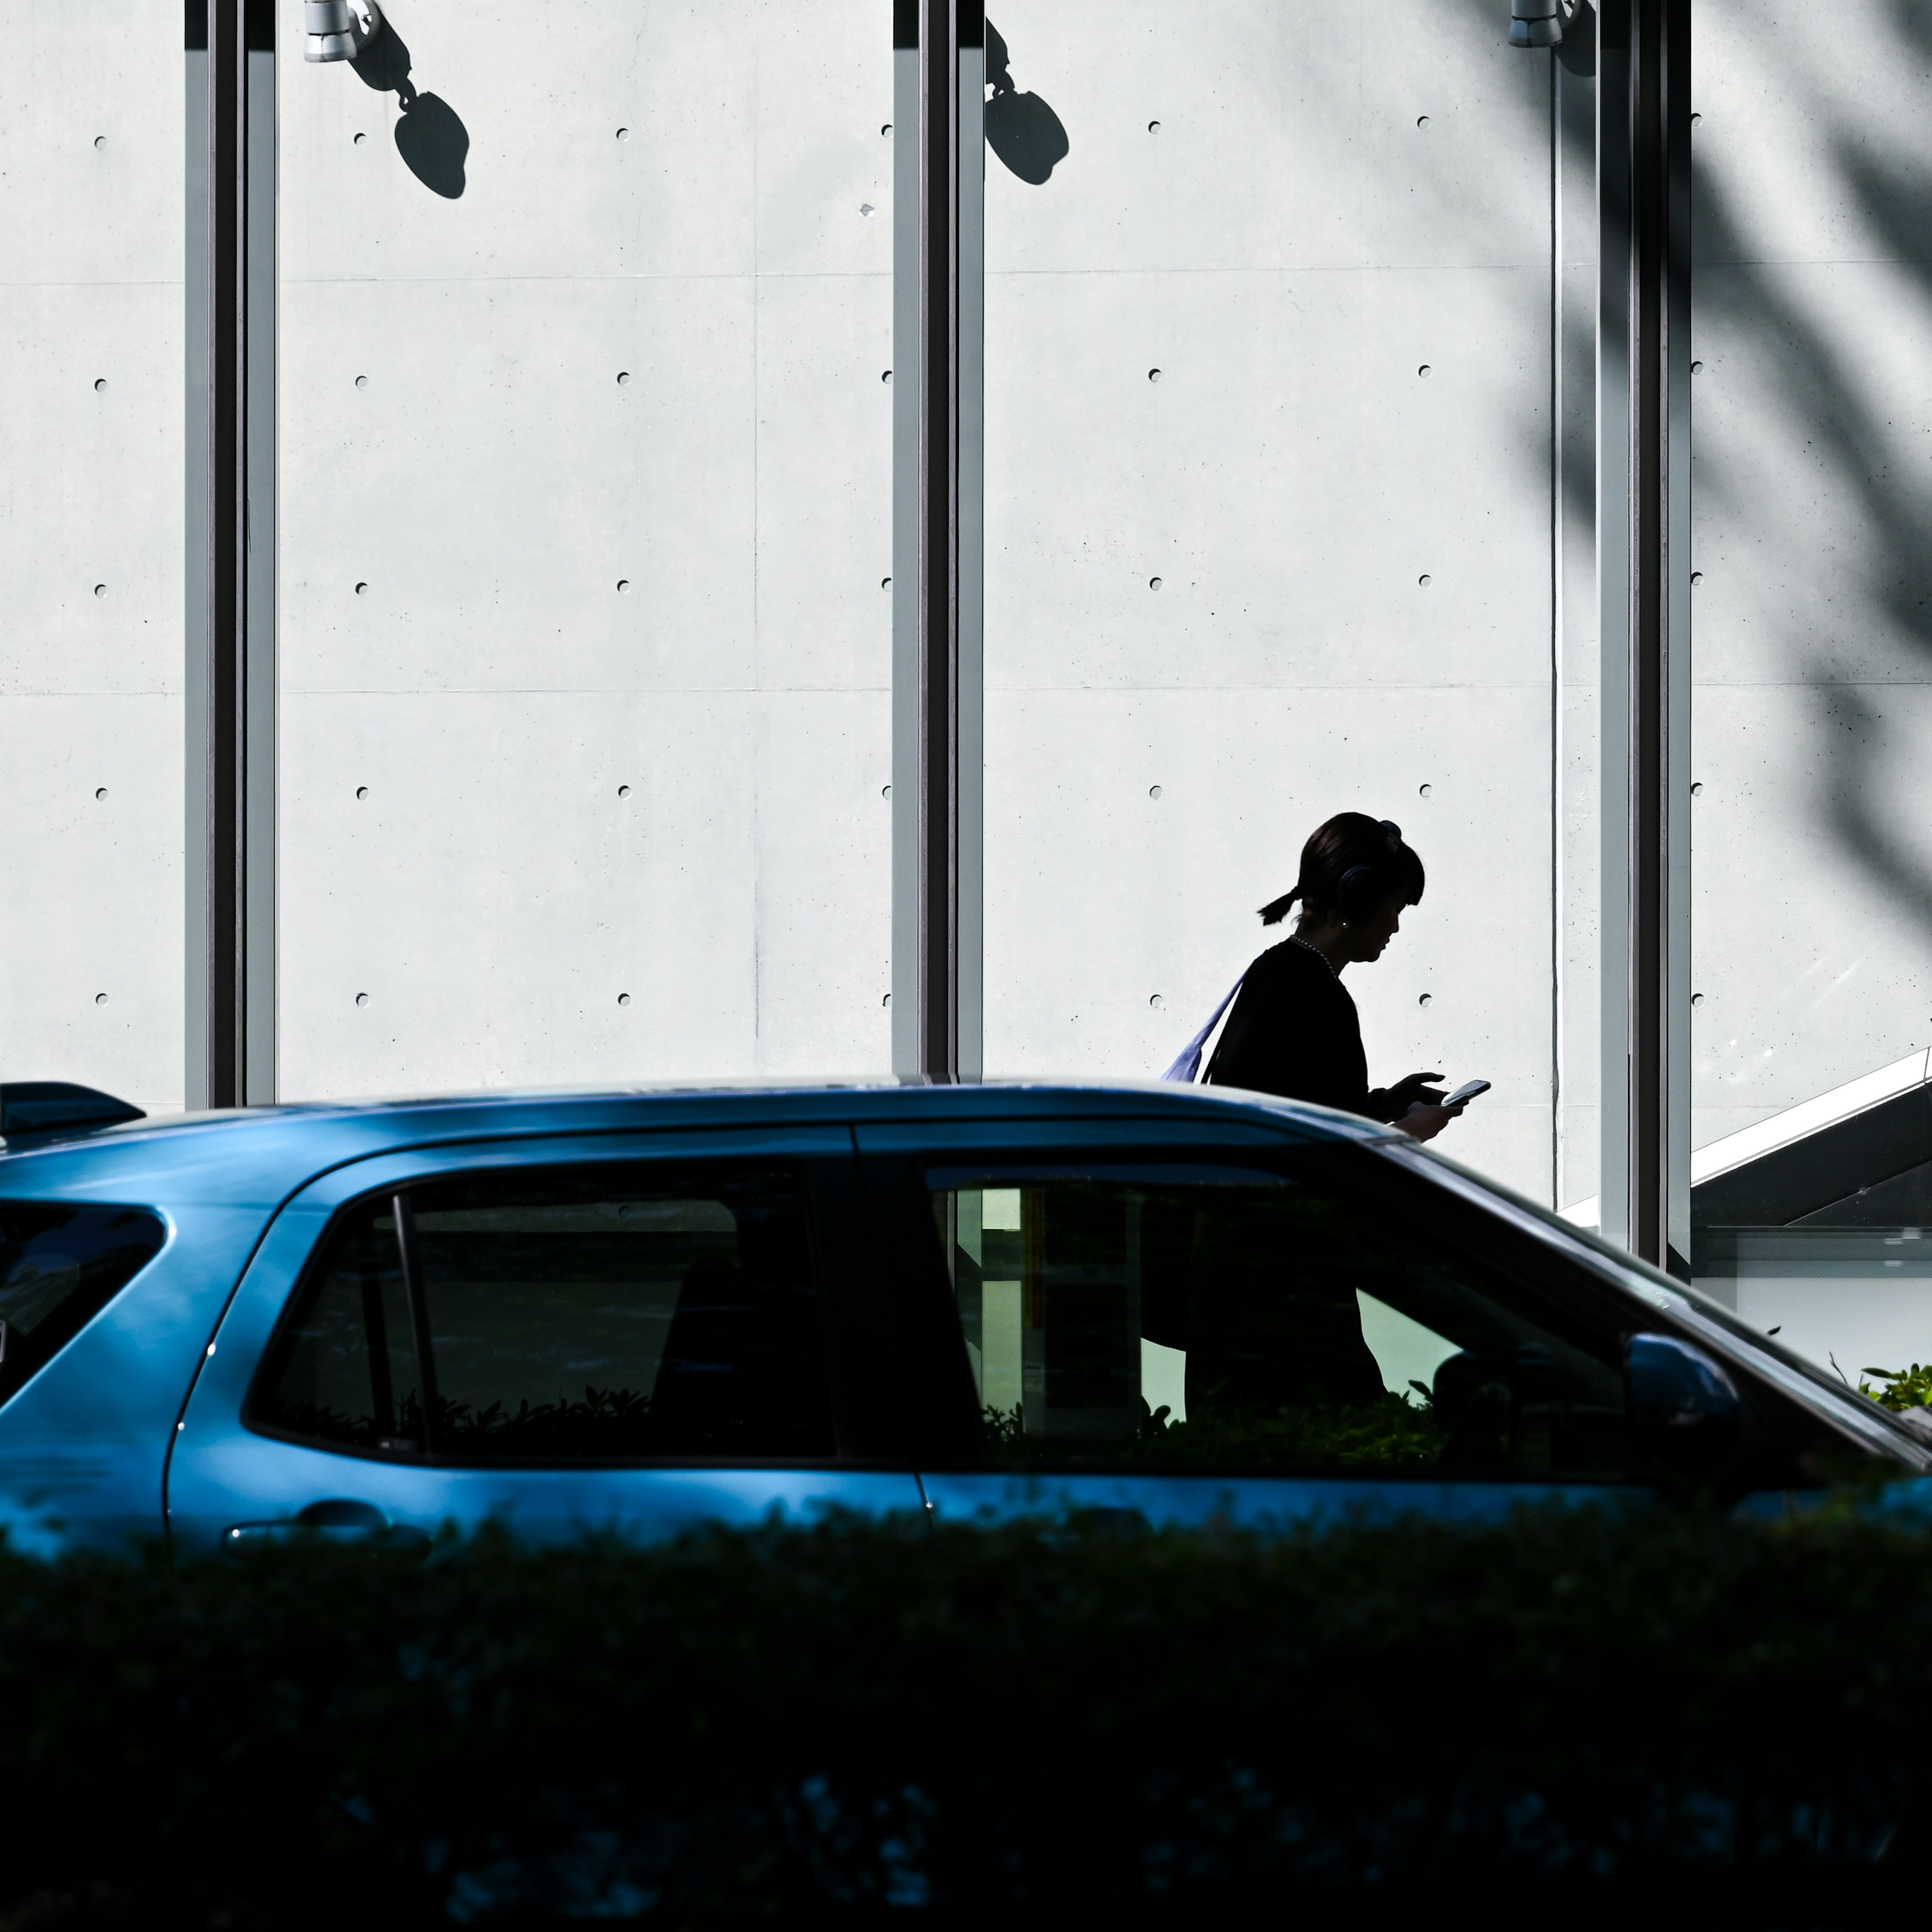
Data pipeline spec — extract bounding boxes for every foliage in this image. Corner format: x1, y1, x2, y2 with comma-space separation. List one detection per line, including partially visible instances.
1861, 1362, 1932, 1411
981, 1389, 1445, 1469
4, 1506, 1932, 1921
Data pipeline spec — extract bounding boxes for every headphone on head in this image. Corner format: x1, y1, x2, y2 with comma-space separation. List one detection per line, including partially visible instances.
1333, 820, 1404, 920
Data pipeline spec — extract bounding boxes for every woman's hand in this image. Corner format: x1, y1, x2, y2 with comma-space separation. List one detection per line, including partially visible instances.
1399, 1098, 1467, 1143
1386, 1071, 1446, 1115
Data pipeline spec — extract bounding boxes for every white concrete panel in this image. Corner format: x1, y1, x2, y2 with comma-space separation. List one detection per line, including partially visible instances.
981, 686, 1555, 1200
1692, 0, 1932, 1164
984, 265, 1550, 694
984, 0, 1546, 276
0, 698, 184, 1117
1691, 683, 1932, 1132
0, 2, 184, 287
0, 7, 184, 1111
277, 1, 892, 1096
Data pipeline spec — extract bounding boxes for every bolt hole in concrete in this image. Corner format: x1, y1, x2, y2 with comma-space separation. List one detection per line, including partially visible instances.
1148, 368, 1162, 382
1417, 574, 1431, 587
1691, 571, 1703, 585
1691, 781, 1704, 795
1419, 783, 1433, 797
616, 580, 630, 593
1693, 993, 1706, 1006
882, 124, 892, 136
1691, 112, 1702, 125
94, 378, 106, 392
616, 371, 630, 386
617, 994, 631, 1006
356, 787, 368, 799
355, 993, 369, 1007
1147, 120, 1160, 133
882, 993, 892, 1006
93, 136, 105, 150
93, 584, 106, 597
882, 370, 893, 383
95, 788, 107, 801
1149, 576, 1162, 590
355, 582, 368, 596
615, 127, 629, 141
1418, 994, 1432, 1007
353, 132, 366, 145
1416, 115, 1430, 128
881, 784, 892, 799
1149, 785, 1162, 799
1691, 360, 1704, 373
95, 994, 107, 1005
617, 785, 631, 798
354, 374, 368, 388
1418, 364, 1431, 377
881, 577, 892, 590
1150, 994, 1165, 1009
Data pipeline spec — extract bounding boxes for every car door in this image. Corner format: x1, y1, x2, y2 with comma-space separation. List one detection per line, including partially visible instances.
167, 1125, 925, 1554
857, 1115, 1786, 1528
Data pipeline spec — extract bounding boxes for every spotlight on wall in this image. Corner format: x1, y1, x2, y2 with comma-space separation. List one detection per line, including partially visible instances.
305, 0, 382, 63
1508, 0, 1564, 47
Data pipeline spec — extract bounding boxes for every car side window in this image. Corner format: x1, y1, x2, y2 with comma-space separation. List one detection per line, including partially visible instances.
252, 1163, 836, 1462
932, 1163, 1631, 1476
0, 1202, 166, 1407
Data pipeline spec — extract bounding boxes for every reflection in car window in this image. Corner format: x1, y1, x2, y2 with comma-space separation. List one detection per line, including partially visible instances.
932, 1168, 1631, 1476
255, 1165, 835, 1462
0, 1202, 166, 1405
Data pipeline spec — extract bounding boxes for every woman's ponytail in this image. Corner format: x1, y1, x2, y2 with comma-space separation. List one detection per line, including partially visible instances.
1257, 885, 1303, 926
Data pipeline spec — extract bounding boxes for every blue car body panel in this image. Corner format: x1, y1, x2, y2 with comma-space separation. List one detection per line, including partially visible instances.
0, 1078, 1909, 1553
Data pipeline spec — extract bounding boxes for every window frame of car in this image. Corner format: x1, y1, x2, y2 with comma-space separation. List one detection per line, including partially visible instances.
861, 1115, 1884, 1489
238, 1128, 917, 1471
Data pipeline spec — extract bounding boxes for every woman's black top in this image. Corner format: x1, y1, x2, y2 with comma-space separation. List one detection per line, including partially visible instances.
1201, 937, 1398, 1123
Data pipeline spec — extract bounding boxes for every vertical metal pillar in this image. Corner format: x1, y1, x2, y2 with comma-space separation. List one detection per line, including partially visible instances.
892, 0, 983, 1080
1599, 0, 1691, 1270
186, 1, 275, 1109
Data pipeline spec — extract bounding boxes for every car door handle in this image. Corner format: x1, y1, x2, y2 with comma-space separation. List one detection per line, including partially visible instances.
221, 1498, 429, 1553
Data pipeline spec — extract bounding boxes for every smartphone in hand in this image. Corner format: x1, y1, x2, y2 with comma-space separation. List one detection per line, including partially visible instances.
1443, 1079, 1491, 1107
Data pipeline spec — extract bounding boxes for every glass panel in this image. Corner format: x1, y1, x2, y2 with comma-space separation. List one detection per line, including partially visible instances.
274, 5, 894, 1095
1687, 3, 1932, 1390
934, 1165, 1630, 1475
979, 7, 1598, 1213
0, 1203, 168, 1406
253, 1199, 417, 1451
0, 7, 186, 1114
409, 1164, 834, 1461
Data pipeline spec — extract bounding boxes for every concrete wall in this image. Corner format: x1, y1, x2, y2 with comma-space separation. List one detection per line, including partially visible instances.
980, 0, 1582, 1203
0, 3, 186, 1118
1690, 1, 1932, 1150
275, 0, 894, 1098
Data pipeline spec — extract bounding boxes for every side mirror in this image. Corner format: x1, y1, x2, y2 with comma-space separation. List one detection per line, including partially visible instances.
1625, 1332, 1742, 1477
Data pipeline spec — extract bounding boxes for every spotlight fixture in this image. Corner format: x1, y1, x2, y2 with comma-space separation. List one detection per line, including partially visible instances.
1509, 0, 1564, 48
305, 0, 382, 63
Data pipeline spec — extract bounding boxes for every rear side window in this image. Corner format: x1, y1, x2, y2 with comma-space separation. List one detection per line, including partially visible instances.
0, 1202, 167, 1404
252, 1164, 836, 1462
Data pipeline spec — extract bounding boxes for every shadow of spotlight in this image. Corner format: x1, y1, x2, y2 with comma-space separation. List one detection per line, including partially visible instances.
350, 11, 469, 199
986, 21, 1068, 185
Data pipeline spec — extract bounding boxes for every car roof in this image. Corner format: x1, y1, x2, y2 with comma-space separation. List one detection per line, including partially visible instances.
0, 1079, 1392, 1210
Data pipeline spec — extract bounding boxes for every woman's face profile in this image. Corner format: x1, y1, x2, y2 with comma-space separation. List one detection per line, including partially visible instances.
1346, 890, 1409, 964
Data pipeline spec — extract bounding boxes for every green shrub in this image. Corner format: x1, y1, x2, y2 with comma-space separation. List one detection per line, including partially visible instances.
2, 1503, 1932, 1923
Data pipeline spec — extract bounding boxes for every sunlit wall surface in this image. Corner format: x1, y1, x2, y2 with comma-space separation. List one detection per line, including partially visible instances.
0, 4, 187, 1117
1689, 2, 1932, 1374
980, 1, 1595, 1205
275, 0, 893, 1096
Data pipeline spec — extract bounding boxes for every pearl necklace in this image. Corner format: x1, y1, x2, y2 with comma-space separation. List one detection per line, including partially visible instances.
1287, 933, 1339, 980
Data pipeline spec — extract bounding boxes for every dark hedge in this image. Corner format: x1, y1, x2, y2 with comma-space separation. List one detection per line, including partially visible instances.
3, 1503, 1932, 1925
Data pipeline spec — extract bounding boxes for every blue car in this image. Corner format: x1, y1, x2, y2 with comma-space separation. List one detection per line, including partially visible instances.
0, 1077, 1918, 1557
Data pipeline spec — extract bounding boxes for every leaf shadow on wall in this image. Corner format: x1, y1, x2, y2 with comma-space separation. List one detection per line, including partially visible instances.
986, 21, 1068, 185
351, 11, 469, 199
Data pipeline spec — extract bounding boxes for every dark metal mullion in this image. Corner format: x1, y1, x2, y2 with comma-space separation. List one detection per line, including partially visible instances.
204, 2, 246, 1109
391, 1192, 440, 1455
917, 0, 960, 1079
